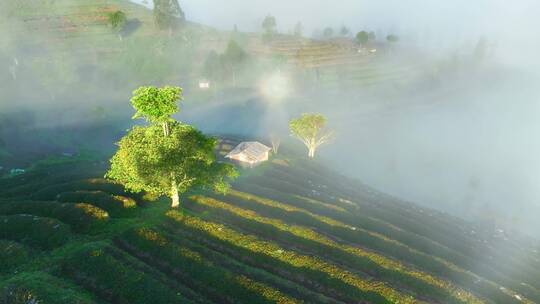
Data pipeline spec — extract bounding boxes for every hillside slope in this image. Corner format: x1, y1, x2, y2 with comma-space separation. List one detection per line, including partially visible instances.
1, 139, 539, 304
0, 0, 430, 107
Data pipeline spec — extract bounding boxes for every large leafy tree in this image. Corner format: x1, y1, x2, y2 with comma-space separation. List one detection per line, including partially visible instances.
289, 113, 333, 159
107, 86, 237, 207
153, 0, 185, 34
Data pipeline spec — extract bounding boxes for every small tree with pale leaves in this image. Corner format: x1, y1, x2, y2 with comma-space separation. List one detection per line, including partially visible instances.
289, 113, 333, 159
270, 134, 281, 154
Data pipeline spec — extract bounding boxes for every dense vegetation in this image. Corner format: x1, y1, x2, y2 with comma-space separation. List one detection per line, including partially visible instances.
1, 138, 539, 303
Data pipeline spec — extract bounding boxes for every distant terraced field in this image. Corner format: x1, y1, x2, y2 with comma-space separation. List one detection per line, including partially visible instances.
1, 138, 539, 304
247, 35, 428, 93
1, 0, 430, 101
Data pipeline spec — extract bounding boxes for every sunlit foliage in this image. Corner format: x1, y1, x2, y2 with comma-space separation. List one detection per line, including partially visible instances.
289, 113, 333, 158
106, 123, 237, 208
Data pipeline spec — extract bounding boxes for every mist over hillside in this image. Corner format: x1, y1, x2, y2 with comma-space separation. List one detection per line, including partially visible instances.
2, 1, 540, 303
1, 0, 539, 237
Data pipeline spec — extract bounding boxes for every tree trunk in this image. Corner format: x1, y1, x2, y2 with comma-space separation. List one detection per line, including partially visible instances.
162, 122, 169, 137
171, 181, 180, 208
308, 147, 316, 158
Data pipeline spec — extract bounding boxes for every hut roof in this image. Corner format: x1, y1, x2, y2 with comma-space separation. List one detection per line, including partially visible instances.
226, 142, 271, 162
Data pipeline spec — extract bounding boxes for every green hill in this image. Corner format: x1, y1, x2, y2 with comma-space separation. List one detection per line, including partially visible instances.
1, 138, 539, 304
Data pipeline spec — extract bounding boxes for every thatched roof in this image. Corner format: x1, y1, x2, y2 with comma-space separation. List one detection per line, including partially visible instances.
225, 142, 271, 162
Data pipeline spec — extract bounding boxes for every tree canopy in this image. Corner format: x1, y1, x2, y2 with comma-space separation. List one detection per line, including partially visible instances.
340, 26, 350, 37
130, 86, 182, 124
107, 10, 127, 32
221, 40, 248, 86
106, 123, 237, 207
222, 40, 247, 65
323, 27, 334, 38
356, 31, 369, 46
262, 15, 277, 34
262, 15, 277, 42
386, 34, 399, 43
289, 113, 333, 158
153, 0, 185, 32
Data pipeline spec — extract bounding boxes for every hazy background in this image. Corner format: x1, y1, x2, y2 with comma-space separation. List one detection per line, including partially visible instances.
134, 0, 540, 67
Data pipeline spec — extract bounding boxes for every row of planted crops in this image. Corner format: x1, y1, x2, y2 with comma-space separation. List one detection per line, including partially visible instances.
1, 159, 539, 303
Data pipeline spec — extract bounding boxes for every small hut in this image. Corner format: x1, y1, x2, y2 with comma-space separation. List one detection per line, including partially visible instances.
225, 142, 271, 167
199, 79, 211, 89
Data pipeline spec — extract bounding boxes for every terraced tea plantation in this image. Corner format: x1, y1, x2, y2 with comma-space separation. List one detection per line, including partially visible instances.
1, 148, 540, 304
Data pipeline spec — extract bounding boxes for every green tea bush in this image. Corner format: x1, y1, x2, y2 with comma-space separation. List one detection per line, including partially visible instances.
57, 191, 136, 217
166, 210, 414, 304
0, 271, 97, 304
0, 240, 31, 273
187, 195, 480, 304
269, 164, 539, 278
155, 227, 337, 304
233, 183, 535, 303
228, 185, 525, 303
31, 179, 128, 201
0, 201, 108, 232
120, 227, 300, 304
0, 215, 70, 249
61, 242, 188, 304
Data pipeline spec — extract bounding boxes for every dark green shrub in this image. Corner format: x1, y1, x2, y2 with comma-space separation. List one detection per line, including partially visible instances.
0, 271, 96, 304
234, 182, 537, 302
184, 196, 469, 304
120, 227, 299, 304
0, 240, 31, 273
0, 215, 71, 249
57, 191, 136, 217
165, 211, 401, 304
0, 201, 108, 232
61, 242, 188, 304
31, 179, 128, 201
